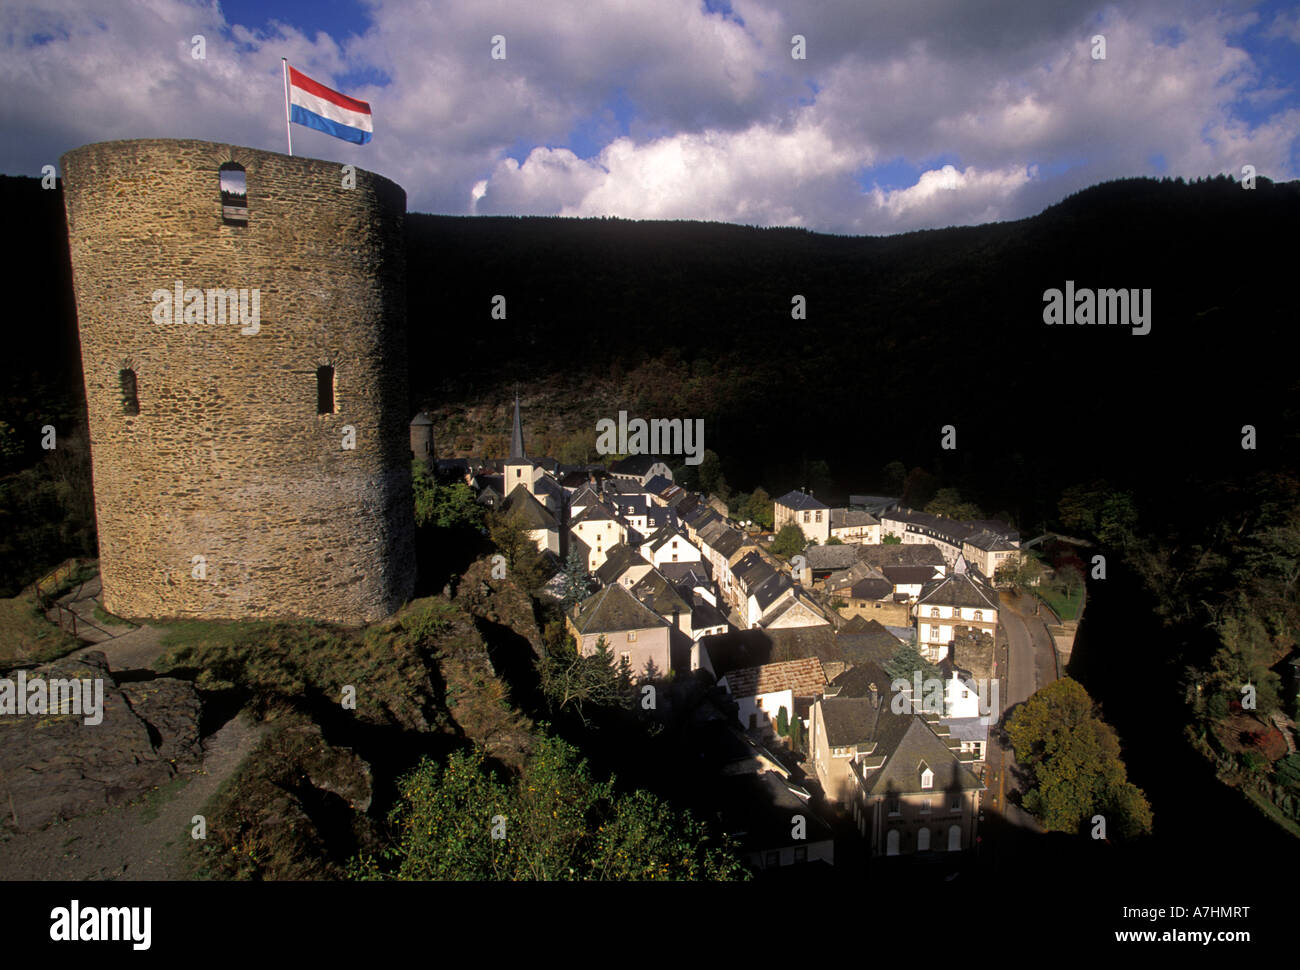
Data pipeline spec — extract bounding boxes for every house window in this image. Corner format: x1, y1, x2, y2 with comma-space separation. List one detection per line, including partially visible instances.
921, 798, 931, 814
219, 162, 247, 223
930, 627, 940, 641
930, 607, 940, 618
794, 846, 807, 864
316, 366, 336, 414
626, 629, 637, 642
803, 511, 810, 523
119, 368, 140, 415
921, 768, 934, 790
951, 794, 962, 811
974, 610, 983, 622
764, 851, 780, 868
815, 511, 822, 523
887, 796, 901, 816
620, 651, 630, 665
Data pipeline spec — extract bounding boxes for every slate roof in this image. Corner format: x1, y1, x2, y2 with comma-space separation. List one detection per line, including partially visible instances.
657, 560, 713, 585
965, 530, 1019, 552
569, 483, 602, 508
508, 393, 527, 461
827, 659, 896, 700
857, 545, 947, 569
614, 495, 649, 517
766, 625, 837, 663
849, 495, 899, 513
835, 617, 904, 666
941, 717, 989, 742
593, 543, 651, 585
821, 695, 888, 747
861, 718, 984, 796
609, 454, 667, 477
710, 528, 748, 559
760, 592, 829, 627
830, 508, 879, 529
775, 490, 830, 512
849, 578, 895, 601
882, 564, 943, 587
804, 544, 859, 571
570, 501, 619, 526
631, 569, 692, 620
501, 484, 558, 531
721, 657, 828, 699
643, 474, 674, 495
690, 595, 729, 631
917, 573, 1000, 612
571, 583, 670, 635
753, 573, 793, 611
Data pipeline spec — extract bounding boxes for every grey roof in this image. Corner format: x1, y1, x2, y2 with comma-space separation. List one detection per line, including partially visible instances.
501, 484, 557, 531
609, 454, 667, 477
848, 578, 895, 601
804, 544, 859, 571
658, 560, 713, 585
941, 717, 989, 742
571, 583, 669, 635
410, 411, 434, 426
594, 542, 650, 585
857, 544, 947, 569
863, 717, 984, 796
570, 501, 619, 526
835, 617, 904, 666
882, 564, 942, 587
643, 474, 673, 495
830, 508, 879, 529
775, 490, 829, 512
964, 530, 1019, 552
508, 392, 527, 462
710, 528, 747, 559
690, 595, 728, 631
569, 483, 602, 508
827, 659, 896, 699
917, 573, 1000, 612
630, 568, 692, 620
821, 694, 887, 747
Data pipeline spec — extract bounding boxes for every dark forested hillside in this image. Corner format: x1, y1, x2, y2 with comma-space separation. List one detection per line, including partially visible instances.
406, 174, 1300, 527
4, 172, 1298, 591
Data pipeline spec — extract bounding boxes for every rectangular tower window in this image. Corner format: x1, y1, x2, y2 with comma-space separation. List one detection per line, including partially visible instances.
120, 368, 139, 415
220, 163, 248, 223
317, 366, 336, 414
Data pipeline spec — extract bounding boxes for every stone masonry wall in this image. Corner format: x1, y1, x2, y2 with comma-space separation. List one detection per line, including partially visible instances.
60, 138, 414, 624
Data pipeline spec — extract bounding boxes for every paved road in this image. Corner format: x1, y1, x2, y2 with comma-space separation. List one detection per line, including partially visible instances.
982, 596, 1061, 839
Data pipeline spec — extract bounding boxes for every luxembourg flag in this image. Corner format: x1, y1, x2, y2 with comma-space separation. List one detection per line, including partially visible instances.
285, 64, 373, 145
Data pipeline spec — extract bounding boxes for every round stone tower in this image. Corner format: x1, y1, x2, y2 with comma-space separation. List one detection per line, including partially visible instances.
61, 138, 415, 624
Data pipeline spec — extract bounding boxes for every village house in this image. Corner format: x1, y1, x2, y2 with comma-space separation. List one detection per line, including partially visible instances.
594, 542, 655, 590
774, 489, 831, 543
607, 454, 673, 487
914, 558, 1000, 663
567, 583, 671, 681
569, 501, 627, 572
829, 508, 881, 544
807, 665, 984, 855
718, 656, 829, 736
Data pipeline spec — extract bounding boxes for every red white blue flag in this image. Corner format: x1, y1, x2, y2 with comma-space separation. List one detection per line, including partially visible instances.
287, 66, 373, 145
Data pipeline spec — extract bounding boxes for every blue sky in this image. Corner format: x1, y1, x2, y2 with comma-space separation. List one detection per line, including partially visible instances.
2, 0, 1297, 234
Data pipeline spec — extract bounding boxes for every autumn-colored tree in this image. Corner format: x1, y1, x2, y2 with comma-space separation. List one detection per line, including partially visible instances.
1006, 678, 1152, 839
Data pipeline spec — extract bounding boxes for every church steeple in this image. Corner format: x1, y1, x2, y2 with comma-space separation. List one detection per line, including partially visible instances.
509, 387, 527, 462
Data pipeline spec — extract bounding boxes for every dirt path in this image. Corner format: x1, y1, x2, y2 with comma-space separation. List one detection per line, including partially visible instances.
0, 711, 265, 880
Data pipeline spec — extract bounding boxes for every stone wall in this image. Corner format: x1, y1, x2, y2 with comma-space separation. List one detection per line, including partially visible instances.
61, 138, 414, 624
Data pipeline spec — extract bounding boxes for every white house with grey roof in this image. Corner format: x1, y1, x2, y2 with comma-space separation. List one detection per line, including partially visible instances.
774, 489, 831, 543
915, 559, 1000, 662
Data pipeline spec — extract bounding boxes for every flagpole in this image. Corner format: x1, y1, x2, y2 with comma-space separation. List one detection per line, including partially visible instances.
281, 58, 293, 157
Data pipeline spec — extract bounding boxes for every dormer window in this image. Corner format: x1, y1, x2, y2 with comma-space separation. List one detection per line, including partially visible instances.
219, 162, 247, 223
920, 766, 934, 790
